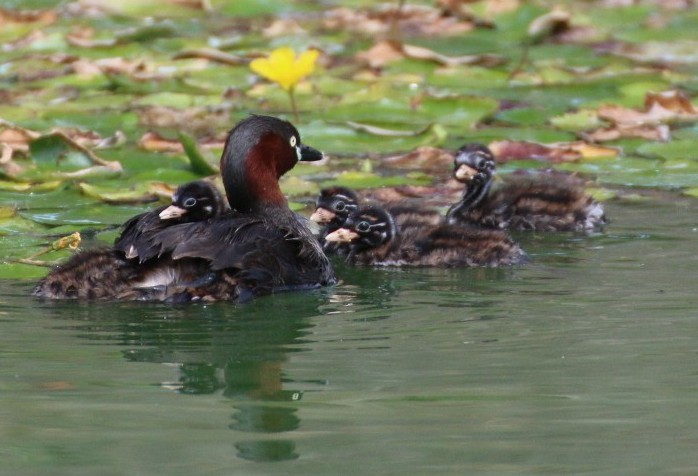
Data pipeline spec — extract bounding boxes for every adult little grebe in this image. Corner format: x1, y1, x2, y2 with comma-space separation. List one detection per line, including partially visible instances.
115, 180, 225, 261
446, 143, 606, 232
325, 206, 527, 267
33, 115, 336, 302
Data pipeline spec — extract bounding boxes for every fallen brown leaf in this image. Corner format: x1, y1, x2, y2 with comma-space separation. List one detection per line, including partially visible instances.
605, 40, 698, 65
263, 18, 307, 37
2, 30, 46, 51
356, 40, 404, 68
382, 146, 455, 172
173, 48, 248, 65
169, 0, 213, 10
137, 105, 231, 137
597, 90, 698, 126
0, 121, 42, 176
582, 124, 670, 142
324, 4, 476, 37
490, 140, 619, 163
527, 9, 571, 42
345, 121, 435, 137
138, 131, 183, 153
0, 7, 57, 26
483, 0, 520, 15
357, 40, 503, 69
138, 131, 224, 153
0, 143, 12, 164
645, 90, 696, 114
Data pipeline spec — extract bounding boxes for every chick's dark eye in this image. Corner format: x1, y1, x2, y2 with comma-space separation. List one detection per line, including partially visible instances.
356, 221, 371, 233
334, 201, 346, 212
183, 198, 197, 208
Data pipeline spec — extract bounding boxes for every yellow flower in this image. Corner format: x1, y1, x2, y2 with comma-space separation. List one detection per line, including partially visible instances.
250, 47, 319, 92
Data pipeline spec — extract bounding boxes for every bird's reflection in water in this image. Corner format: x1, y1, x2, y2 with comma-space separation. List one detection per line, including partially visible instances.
45, 290, 335, 463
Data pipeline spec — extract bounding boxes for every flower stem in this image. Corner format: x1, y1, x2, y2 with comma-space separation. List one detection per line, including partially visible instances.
288, 87, 299, 122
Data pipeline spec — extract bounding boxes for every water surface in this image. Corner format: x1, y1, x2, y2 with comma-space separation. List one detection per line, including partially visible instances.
2, 195, 697, 475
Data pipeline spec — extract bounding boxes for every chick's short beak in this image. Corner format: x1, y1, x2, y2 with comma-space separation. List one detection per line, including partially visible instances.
310, 208, 336, 224
454, 164, 478, 181
299, 144, 324, 162
159, 205, 186, 220
324, 228, 360, 243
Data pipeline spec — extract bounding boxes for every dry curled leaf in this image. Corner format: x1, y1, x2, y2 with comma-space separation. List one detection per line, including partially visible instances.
263, 18, 307, 38
345, 121, 435, 137
527, 9, 571, 41
2, 30, 46, 52
605, 40, 698, 65
0, 123, 40, 154
138, 131, 224, 153
77, 182, 159, 204
58, 162, 122, 179
137, 105, 231, 137
324, 4, 475, 37
0, 7, 57, 26
597, 90, 698, 126
368, 184, 461, 206
173, 48, 248, 65
645, 90, 696, 114
582, 124, 671, 142
490, 140, 619, 163
0, 143, 12, 164
0, 121, 41, 176
168, 0, 213, 10
382, 146, 455, 172
357, 40, 503, 69
484, 0, 520, 15
138, 131, 183, 153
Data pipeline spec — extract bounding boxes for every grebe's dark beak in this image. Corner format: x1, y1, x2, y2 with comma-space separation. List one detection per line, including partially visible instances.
299, 144, 324, 162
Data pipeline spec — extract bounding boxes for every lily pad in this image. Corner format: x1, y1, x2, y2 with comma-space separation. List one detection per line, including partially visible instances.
21, 204, 148, 227
322, 170, 432, 189
280, 176, 320, 198
77, 182, 162, 204
636, 141, 698, 161
549, 109, 604, 131
682, 187, 698, 198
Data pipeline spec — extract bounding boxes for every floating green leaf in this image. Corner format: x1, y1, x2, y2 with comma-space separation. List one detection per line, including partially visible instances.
323, 170, 432, 189
77, 182, 161, 204
549, 109, 604, 131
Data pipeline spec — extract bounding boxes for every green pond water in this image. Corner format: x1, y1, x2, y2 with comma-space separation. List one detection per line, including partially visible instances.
1, 194, 697, 475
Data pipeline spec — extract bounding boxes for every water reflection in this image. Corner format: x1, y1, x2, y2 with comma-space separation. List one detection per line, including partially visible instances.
37, 291, 333, 463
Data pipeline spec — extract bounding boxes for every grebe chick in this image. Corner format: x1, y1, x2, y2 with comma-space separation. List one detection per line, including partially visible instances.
115, 180, 225, 261
446, 143, 606, 232
326, 206, 527, 268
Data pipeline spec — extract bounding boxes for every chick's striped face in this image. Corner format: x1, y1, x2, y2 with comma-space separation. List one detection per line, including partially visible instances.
323, 207, 396, 248
329, 193, 359, 217
311, 188, 359, 225
345, 209, 394, 247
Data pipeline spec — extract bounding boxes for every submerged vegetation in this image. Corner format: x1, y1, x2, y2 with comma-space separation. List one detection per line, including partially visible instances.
0, 0, 697, 278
